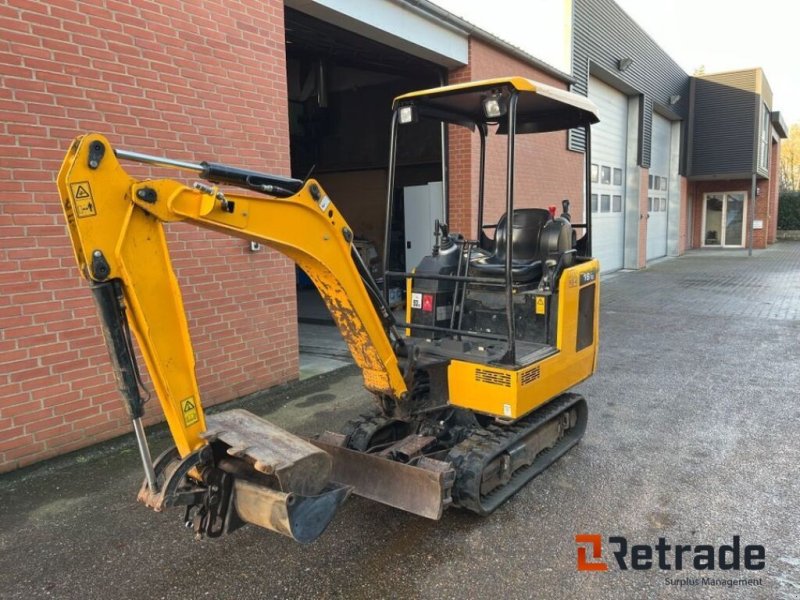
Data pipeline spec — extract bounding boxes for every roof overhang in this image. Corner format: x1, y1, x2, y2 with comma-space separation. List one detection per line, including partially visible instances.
771, 111, 789, 138
285, 0, 469, 68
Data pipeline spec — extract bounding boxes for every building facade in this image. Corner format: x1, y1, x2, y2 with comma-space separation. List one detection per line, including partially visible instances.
0, 0, 786, 470
686, 69, 788, 249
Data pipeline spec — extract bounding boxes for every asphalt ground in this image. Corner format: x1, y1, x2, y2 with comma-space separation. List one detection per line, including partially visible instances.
1, 242, 799, 599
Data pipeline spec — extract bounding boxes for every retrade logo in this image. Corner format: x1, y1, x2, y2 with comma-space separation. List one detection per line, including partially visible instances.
575, 534, 765, 572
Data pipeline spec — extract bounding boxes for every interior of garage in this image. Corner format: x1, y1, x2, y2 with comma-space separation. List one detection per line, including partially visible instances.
285, 8, 444, 326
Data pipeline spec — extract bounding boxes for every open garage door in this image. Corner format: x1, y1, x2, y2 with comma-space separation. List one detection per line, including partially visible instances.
285, 8, 444, 328
588, 77, 627, 273
647, 113, 671, 261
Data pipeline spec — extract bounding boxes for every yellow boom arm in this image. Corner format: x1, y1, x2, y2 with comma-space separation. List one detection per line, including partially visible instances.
57, 134, 408, 457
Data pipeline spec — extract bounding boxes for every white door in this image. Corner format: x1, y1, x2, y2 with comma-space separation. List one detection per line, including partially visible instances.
404, 182, 444, 270
647, 114, 671, 260
702, 192, 747, 247
588, 77, 627, 272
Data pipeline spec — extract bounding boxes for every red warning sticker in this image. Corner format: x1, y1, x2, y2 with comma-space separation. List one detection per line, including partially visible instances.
422, 294, 433, 312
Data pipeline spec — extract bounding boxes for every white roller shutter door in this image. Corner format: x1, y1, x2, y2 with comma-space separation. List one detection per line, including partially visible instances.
588, 77, 627, 273
647, 114, 671, 260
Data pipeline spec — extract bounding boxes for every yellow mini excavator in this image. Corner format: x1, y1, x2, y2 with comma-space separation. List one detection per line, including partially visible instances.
56, 77, 600, 544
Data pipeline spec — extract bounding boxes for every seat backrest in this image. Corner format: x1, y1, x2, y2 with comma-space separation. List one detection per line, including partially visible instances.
494, 208, 552, 262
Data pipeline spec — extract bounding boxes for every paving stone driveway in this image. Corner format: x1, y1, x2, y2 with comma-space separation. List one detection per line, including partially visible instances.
1, 242, 798, 600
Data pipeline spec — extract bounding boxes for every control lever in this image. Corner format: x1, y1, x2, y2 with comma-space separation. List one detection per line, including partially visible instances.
539, 259, 558, 293
561, 199, 571, 222
439, 222, 453, 250
432, 219, 441, 256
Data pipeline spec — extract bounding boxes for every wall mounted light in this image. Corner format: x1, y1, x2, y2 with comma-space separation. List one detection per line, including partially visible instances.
617, 58, 634, 72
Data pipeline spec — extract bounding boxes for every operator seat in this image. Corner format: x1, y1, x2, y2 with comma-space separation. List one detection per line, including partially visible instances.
470, 208, 573, 283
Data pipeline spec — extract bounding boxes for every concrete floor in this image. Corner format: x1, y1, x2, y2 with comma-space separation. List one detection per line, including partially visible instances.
298, 322, 350, 380
2, 242, 800, 599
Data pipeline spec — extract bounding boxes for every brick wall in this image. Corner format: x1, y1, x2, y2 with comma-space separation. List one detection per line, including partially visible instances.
688, 179, 772, 249
447, 39, 584, 239
0, 0, 297, 472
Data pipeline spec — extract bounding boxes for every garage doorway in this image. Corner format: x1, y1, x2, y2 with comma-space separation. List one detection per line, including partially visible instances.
647, 114, 672, 260
588, 76, 627, 272
284, 8, 444, 365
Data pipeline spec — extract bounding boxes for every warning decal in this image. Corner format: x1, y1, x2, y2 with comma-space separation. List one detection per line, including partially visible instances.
181, 397, 199, 427
535, 296, 546, 315
410, 292, 422, 309
69, 181, 97, 218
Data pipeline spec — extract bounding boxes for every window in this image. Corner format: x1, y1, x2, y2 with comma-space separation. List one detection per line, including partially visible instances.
654, 176, 661, 190
591, 194, 598, 212
613, 168, 622, 186
648, 175, 653, 189
661, 177, 667, 191
612, 195, 622, 212
601, 194, 611, 212
600, 166, 611, 184
591, 164, 599, 183
758, 102, 770, 170
648, 197, 653, 212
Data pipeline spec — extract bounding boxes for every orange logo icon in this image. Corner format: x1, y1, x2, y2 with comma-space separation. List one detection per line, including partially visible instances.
576, 534, 609, 571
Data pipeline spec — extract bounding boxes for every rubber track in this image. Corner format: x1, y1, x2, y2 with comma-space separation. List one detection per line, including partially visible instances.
446, 393, 588, 516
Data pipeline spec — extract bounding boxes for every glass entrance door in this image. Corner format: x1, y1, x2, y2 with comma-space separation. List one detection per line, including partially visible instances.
724, 193, 745, 246
703, 192, 747, 247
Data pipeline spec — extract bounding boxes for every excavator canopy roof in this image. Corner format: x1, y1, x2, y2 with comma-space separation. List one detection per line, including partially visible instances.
393, 76, 599, 134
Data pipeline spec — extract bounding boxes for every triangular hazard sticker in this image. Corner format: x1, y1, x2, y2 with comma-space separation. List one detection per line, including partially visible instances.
75, 185, 90, 199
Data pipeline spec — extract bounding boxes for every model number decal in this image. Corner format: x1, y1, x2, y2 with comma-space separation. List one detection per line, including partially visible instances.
580, 271, 597, 285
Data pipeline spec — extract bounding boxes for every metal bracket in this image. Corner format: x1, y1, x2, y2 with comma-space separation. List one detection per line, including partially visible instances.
88, 140, 105, 169
137, 444, 212, 511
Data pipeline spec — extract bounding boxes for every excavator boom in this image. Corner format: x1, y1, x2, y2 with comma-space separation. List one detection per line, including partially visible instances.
57, 133, 411, 542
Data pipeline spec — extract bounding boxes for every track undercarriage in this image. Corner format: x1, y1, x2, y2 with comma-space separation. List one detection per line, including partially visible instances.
313, 372, 589, 519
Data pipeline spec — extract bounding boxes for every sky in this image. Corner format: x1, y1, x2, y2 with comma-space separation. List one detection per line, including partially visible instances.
432, 0, 800, 125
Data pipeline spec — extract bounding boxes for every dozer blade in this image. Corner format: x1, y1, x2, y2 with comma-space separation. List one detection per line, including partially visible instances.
311, 436, 455, 520
201, 409, 352, 543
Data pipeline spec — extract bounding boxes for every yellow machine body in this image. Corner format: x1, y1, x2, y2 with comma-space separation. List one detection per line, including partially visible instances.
447, 260, 599, 420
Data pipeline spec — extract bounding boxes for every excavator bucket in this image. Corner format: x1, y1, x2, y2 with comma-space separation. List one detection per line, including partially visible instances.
197, 410, 351, 543
231, 479, 351, 544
